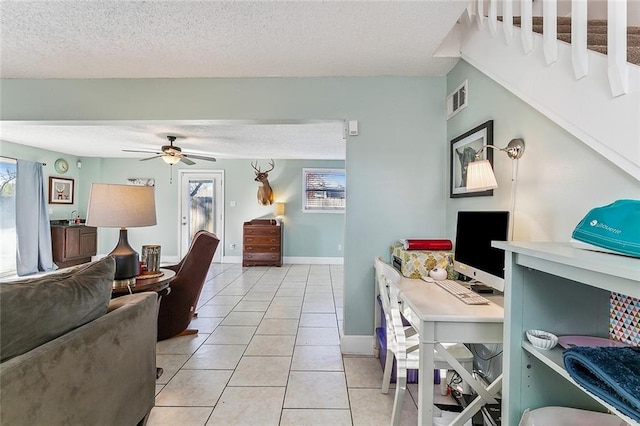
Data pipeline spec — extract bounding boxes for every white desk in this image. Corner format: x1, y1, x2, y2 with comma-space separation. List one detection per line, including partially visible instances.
395, 276, 504, 425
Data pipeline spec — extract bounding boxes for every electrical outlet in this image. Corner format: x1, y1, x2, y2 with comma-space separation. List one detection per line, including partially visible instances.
230, 243, 236, 249
338, 244, 342, 251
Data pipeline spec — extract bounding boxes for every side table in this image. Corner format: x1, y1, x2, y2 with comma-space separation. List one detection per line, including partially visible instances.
111, 268, 175, 298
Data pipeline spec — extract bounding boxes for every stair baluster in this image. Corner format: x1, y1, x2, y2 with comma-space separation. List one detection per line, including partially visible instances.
571, 0, 589, 79
542, 0, 559, 64
608, 0, 629, 96
502, 0, 514, 44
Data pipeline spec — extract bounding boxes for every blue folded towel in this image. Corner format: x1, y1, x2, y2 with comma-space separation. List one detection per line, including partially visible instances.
563, 346, 640, 422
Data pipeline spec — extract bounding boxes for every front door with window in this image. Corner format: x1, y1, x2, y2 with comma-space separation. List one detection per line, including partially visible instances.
179, 170, 224, 262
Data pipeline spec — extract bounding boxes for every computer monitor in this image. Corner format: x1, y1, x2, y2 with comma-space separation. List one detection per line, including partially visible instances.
453, 211, 509, 292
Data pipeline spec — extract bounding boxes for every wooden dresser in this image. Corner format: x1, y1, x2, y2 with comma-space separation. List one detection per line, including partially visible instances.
242, 219, 282, 267
51, 224, 97, 268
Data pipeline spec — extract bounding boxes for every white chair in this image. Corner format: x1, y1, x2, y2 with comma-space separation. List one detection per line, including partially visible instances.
374, 257, 474, 426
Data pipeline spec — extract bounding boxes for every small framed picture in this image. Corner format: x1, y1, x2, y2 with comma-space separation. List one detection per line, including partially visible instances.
450, 120, 494, 198
49, 177, 75, 204
127, 178, 155, 187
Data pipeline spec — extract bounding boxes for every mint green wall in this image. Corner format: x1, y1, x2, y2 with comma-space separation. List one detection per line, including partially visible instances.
93, 157, 345, 258
445, 60, 639, 242
0, 140, 344, 259
248, 159, 346, 258
1, 77, 448, 337
0, 140, 85, 221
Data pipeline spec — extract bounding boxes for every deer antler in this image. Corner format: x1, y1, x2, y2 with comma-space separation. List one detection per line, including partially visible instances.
251, 160, 275, 174
264, 159, 275, 173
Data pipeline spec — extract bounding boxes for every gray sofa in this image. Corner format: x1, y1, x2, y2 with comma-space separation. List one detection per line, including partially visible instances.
0, 257, 157, 426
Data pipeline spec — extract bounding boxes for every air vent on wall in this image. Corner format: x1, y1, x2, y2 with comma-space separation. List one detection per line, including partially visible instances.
446, 79, 468, 120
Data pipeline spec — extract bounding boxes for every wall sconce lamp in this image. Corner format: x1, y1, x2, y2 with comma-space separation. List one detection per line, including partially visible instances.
466, 138, 525, 192
86, 183, 157, 288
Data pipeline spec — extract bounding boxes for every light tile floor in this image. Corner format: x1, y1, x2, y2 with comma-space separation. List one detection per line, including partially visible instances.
148, 263, 455, 426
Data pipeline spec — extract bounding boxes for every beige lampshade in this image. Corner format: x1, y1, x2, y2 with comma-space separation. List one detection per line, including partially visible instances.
274, 202, 286, 216
86, 183, 157, 227
466, 159, 498, 192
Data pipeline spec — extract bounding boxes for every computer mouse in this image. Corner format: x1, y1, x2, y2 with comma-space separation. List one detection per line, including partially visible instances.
429, 267, 448, 281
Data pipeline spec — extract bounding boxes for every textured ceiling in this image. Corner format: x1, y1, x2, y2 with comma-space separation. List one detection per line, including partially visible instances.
0, 120, 347, 160
0, 1, 467, 159
0, 1, 467, 78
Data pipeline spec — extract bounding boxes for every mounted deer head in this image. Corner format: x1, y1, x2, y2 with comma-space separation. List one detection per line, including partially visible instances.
251, 160, 275, 206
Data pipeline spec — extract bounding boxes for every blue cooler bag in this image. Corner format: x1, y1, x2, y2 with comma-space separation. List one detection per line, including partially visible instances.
571, 199, 640, 258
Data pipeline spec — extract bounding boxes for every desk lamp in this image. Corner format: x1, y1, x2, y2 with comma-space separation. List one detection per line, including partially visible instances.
466, 138, 525, 192
86, 183, 157, 288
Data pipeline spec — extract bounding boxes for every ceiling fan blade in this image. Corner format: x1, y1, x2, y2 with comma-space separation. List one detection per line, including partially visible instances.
123, 149, 162, 154
180, 157, 196, 166
140, 155, 163, 161
185, 154, 217, 162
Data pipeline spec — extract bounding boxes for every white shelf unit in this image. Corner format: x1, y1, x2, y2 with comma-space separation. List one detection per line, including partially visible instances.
494, 241, 640, 426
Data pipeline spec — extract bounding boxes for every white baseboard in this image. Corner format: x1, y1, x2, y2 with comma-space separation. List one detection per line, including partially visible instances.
340, 335, 376, 356
96, 255, 341, 266
220, 256, 344, 265
284, 256, 344, 265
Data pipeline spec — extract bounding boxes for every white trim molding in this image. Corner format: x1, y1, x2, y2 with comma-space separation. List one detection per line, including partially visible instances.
285, 256, 344, 265
222, 256, 344, 265
340, 334, 376, 356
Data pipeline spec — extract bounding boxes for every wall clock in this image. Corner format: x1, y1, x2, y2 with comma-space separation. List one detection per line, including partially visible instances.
54, 158, 69, 174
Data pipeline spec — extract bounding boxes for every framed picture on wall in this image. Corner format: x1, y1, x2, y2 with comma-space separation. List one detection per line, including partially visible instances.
450, 120, 494, 198
49, 177, 75, 204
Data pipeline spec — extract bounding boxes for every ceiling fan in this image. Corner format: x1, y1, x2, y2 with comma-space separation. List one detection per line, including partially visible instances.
123, 136, 217, 165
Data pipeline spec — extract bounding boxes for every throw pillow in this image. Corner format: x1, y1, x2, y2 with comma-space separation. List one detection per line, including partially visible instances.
0, 256, 115, 362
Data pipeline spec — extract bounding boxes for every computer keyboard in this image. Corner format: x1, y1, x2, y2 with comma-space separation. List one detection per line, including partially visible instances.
426, 278, 490, 305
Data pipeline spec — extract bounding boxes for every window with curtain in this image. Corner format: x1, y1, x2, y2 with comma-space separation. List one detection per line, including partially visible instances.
0, 158, 17, 277
302, 168, 346, 213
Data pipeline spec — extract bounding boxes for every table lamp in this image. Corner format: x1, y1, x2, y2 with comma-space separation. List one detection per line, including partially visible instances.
86, 183, 157, 288
274, 202, 285, 216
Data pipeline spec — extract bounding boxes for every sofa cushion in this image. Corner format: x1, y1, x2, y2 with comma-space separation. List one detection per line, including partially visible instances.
0, 256, 115, 362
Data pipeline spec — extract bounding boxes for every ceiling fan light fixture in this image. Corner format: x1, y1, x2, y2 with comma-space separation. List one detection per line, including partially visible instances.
162, 155, 181, 165
123, 135, 216, 165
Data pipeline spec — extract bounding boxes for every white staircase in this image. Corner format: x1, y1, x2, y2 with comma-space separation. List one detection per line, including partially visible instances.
453, 0, 640, 181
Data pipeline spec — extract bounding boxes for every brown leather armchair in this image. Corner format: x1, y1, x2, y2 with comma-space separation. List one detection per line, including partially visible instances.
156, 230, 220, 341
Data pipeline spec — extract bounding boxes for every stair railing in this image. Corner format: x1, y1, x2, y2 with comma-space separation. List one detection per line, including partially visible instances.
466, 0, 630, 97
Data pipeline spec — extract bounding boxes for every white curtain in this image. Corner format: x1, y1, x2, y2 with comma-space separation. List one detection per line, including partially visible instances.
16, 160, 56, 276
